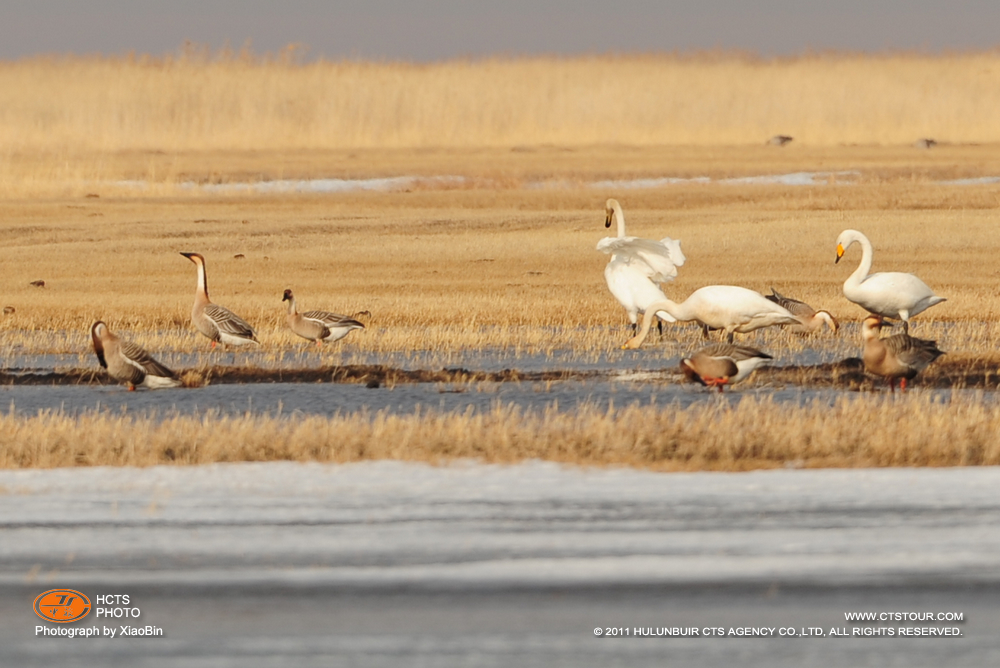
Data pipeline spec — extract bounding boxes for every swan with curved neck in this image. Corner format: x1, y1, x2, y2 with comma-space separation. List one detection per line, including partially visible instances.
598, 198, 685, 332
621, 285, 800, 347
835, 229, 945, 332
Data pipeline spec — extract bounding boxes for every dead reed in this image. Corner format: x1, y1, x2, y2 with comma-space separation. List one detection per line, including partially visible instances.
2, 393, 997, 470
3, 52, 1000, 154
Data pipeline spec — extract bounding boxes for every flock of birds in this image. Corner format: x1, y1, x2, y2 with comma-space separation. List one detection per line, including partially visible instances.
90, 252, 367, 390
598, 199, 946, 392
89, 200, 946, 394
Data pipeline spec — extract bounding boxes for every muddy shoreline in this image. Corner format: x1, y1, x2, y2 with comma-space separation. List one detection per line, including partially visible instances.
2, 357, 998, 391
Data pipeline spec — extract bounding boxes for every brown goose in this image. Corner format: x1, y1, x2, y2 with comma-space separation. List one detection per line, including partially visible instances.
282, 289, 365, 345
861, 315, 944, 392
680, 343, 772, 392
180, 252, 259, 347
765, 288, 839, 334
91, 321, 182, 390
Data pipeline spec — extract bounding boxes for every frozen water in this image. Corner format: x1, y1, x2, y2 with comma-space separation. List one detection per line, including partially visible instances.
1, 462, 998, 666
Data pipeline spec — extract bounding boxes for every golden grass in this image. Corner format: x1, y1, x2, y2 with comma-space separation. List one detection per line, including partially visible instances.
1, 57, 999, 474
4, 52, 1000, 155
5, 52, 1000, 196
2, 394, 998, 470
1, 169, 999, 360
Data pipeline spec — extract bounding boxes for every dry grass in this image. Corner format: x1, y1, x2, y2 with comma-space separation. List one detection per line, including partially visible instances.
4, 52, 1000, 195
2, 394, 998, 470
1, 174, 999, 359
2, 53, 1000, 471
3, 52, 1000, 154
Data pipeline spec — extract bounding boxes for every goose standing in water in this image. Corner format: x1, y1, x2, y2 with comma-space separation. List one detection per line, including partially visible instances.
621, 286, 800, 347
598, 198, 685, 334
282, 289, 366, 345
180, 252, 259, 347
861, 315, 943, 392
91, 321, 182, 390
765, 288, 839, 334
835, 229, 945, 332
680, 343, 772, 392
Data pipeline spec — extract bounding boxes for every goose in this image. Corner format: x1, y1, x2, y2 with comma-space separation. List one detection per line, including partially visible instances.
765, 288, 839, 334
680, 343, 773, 392
91, 321, 182, 390
180, 252, 259, 347
597, 198, 685, 333
861, 315, 944, 392
282, 289, 365, 345
835, 229, 945, 332
622, 286, 800, 348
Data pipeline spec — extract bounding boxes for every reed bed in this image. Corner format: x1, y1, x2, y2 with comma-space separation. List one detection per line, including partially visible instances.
4, 53, 1000, 196
3, 52, 1000, 154
2, 393, 997, 471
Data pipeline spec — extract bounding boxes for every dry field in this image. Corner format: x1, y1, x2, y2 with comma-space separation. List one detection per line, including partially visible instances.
1, 53, 1000, 470
2, 146, 999, 355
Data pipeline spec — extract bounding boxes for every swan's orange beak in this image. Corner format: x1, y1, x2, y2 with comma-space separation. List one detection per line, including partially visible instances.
835, 243, 845, 264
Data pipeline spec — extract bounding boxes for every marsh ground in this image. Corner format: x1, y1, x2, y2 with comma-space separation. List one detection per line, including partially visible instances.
1, 144, 999, 470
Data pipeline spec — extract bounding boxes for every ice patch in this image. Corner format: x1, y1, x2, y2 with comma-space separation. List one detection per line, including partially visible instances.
103, 170, 1000, 193
591, 171, 860, 189
196, 175, 467, 194
937, 176, 1000, 185
720, 170, 860, 185
111, 175, 467, 194
589, 176, 711, 189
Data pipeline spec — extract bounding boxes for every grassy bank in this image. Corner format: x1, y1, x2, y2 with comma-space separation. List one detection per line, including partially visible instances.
2, 393, 997, 470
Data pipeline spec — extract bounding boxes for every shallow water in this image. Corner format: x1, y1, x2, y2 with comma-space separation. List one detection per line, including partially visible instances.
3, 372, 994, 419
1, 321, 989, 418
108, 171, 877, 194
107, 169, 1000, 194
0, 375, 808, 417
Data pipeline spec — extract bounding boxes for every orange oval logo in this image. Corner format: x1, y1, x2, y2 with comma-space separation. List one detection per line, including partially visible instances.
33, 589, 91, 623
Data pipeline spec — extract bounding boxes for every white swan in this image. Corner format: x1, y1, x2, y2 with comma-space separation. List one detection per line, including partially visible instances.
597, 198, 685, 332
835, 229, 945, 332
621, 286, 801, 348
